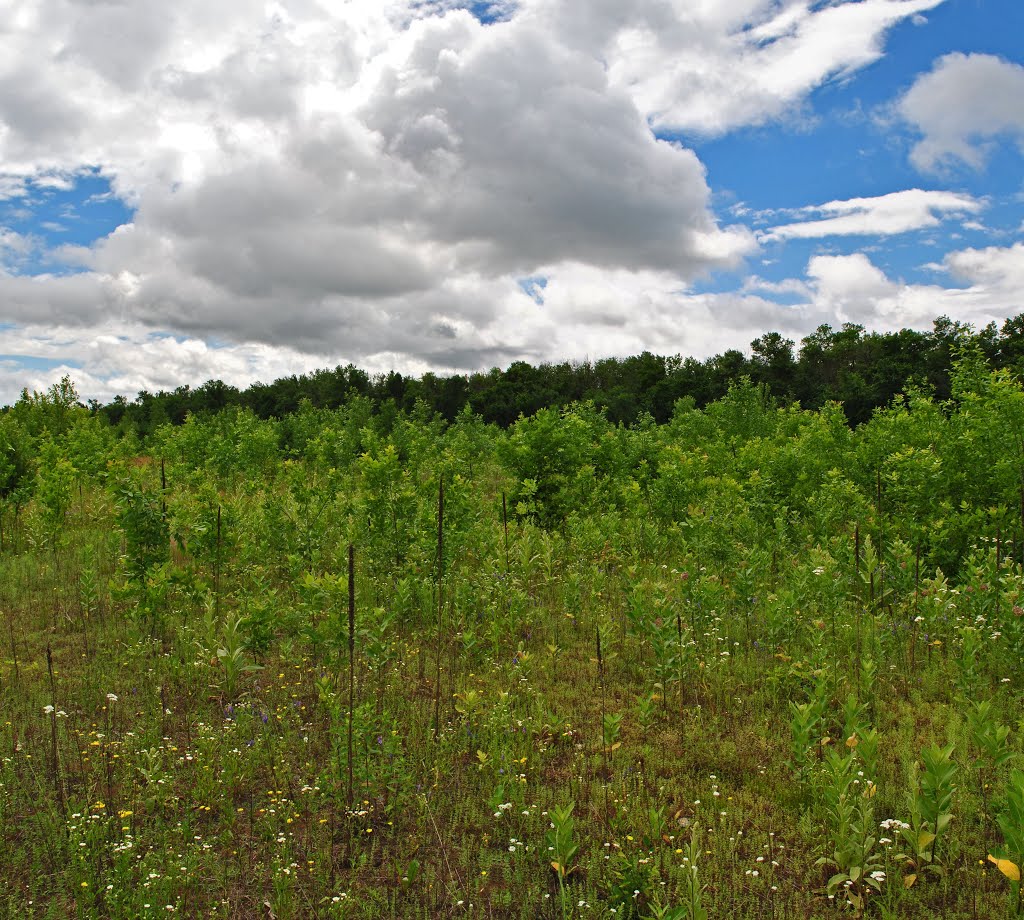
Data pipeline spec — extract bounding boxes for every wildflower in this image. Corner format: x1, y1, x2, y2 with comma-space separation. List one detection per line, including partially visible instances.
106, 693, 118, 703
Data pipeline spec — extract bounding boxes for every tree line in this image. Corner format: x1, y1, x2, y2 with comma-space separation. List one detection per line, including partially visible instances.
17, 314, 1024, 436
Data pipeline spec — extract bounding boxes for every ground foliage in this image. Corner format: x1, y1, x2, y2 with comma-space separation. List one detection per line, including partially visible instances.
4, 352, 1024, 917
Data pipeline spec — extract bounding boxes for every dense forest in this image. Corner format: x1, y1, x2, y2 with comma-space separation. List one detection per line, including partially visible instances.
83, 314, 1024, 436
4, 317, 1024, 917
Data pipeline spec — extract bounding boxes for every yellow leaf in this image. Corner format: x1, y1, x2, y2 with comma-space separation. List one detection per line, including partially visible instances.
988, 855, 1021, 881
903, 874, 917, 889
845, 734, 859, 749
551, 861, 563, 877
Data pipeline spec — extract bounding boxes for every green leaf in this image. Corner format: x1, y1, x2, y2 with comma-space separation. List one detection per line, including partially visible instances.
826, 872, 849, 893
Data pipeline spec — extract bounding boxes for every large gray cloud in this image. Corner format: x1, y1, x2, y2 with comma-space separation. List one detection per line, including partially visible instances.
360, 14, 738, 274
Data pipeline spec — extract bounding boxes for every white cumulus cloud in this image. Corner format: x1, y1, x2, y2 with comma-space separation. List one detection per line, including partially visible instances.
804, 242, 1024, 330
899, 52, 1024, 171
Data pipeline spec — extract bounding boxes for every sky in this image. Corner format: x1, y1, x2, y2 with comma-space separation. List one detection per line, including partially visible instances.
1, 0, 1023, 405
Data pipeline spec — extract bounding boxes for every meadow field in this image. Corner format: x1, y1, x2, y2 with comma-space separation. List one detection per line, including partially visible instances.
4, 358, 1024, 918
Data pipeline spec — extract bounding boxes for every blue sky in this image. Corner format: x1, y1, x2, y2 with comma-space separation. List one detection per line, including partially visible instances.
0, 0, 1022, 403
0, 170, 132, 276
685, 0, 1024, 293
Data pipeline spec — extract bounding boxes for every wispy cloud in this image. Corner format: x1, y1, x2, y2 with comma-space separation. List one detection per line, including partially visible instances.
761, 189, 981, 241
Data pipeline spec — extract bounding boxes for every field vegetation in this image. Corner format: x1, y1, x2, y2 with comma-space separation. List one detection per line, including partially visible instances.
4, 345, 1024, 918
